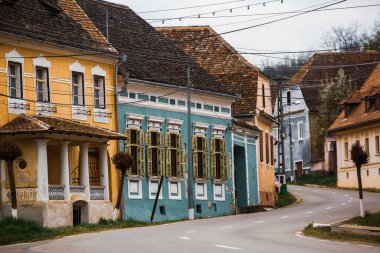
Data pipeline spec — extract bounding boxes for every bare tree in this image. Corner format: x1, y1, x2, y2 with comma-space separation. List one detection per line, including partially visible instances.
323, 23, 364, 52
0, 137, 22, 219
350, 142, 369, 217
111, 152, 133, 221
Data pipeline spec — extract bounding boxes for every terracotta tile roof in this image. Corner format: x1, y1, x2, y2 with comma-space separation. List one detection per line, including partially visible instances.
328, 63, 380, 133
289, 51, 380, 112
156, 25, 264, 116
76, 0, 233, 96
0, 0, 117, 55
0, 115, 127, 140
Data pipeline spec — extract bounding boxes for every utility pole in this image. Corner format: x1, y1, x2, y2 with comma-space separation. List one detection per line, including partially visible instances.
187, 66, 194, 220
288, 105, 294, 181
277, 82, 286, 178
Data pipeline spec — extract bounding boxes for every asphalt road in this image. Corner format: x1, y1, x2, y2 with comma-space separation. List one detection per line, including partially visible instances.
2, 185, 380, 253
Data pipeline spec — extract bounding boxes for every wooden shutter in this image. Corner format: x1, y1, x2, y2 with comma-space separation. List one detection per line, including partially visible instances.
210, 138, 215, 153
158, 146, 164, 176
146, 130, 151, 147
176, 150, 183, 177
220, 139, 226, 153
192, 136, 197, 151
177, 134, 182, 149
211, 153, 216, 179
137, 146, 145, 176
165, 132, 171, 148
221, 153, 227, 180
124, 128, 131, 153
166, 148, 171, 177
193, 152, 198, 178
203, 137, 208, 152
202, 152, 208, 179
147, 147, 152, 176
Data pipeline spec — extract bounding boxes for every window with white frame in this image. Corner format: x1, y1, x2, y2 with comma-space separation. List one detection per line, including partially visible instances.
94, 75, 105, 108
8, 62, 23, 99
36, 67, 49, 102
72, 72, 84, 105
193, 132, 209, 179
298, 121, 304, 140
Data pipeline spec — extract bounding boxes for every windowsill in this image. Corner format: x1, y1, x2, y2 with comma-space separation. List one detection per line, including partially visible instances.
167, 177, 183, 182
194, 178, 208, 183
128, 175, 143, 180
212, 179, 226, 183
149, 176, 161, 180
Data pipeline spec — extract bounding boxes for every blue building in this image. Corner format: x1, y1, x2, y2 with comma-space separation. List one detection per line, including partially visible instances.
77, 0, 260, 221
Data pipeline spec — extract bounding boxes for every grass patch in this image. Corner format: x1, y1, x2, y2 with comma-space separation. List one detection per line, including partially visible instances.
289, 174, 337, 187
304, 224, 380, 245
0, 217, 177, 246
275, 192, 297, 208
346, 211, 380, 227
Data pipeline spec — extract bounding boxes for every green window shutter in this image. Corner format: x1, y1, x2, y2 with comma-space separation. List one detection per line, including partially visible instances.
211, 153, 216, 179
221, 153, 227, 180
147, 147, 152, 176
193, 152, 198, 178
137, 146, 145, 176
166, 148, 171, 177
176, 149, 183, 177
203, 152, 208, 179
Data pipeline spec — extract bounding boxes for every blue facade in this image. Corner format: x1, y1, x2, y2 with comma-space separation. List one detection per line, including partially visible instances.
118, 97, 236, 221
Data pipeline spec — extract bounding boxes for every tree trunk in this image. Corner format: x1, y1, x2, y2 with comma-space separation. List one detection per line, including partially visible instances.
7, 159, 17, 219
113, 169, 126, 221
356, 164, 364, 217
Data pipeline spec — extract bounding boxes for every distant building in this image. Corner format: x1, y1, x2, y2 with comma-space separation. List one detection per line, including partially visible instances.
0, 0, 125, 227
273, 85, 312, 178
289, 51, 380, 173
157, 26, 277, 206
328, 63, 380, 189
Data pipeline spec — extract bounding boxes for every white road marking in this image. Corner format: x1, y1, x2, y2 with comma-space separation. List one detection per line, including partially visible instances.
280, 216, 289, 219
341, 203, 346, 205
325, 207, 333, 210
252, 221, 264, 224
350, 197, 353, 200
358, 244, 373, 248
214, 244, 242, 250
331, 192, 336, 194
305, 211, 313, 214
344, 194, 350, 197
219, 226, 231, 229
186, 231, 196, 234
179, 236, 191, 240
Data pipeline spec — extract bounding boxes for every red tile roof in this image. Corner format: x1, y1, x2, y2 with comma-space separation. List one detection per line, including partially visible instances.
0, 115, 127, 140
156, 26, 265, 116
76, 0, 233, 96
328, 63, 380, 133
289, 51, 380, 112
0, 0, 117, 55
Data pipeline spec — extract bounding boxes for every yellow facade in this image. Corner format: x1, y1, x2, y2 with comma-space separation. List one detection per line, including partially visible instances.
256, 73, 276, 205
334, 124, 380, 189
0, 35, 120, 205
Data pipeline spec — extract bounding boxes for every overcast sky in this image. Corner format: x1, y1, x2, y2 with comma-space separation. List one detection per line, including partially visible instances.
109, 0, 379, 68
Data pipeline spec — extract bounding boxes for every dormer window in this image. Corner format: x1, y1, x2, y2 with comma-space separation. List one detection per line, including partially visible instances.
344, 103, 358, 118
365, 98, 377, 113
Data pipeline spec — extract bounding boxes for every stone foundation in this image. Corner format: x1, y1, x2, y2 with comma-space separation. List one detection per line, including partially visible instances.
0, 200, 114, 227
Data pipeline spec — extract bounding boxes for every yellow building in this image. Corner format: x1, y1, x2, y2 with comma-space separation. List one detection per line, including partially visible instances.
328, 63, 380, 189
0, 0, 126, 227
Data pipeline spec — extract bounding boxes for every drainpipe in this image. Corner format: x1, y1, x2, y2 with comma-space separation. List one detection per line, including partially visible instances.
231, 132, 236, 213
244, 134, 250, 206
113, 54, 127, 220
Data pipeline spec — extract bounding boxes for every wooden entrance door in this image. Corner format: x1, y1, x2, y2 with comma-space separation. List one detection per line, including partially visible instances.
296, 161, 303, 177
89, 152, 100, 186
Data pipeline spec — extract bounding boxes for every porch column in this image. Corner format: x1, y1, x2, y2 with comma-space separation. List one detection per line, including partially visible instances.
1, 160, 6, 203
60, 141, 71, 202
36, 139, 49, 201
80, 143, 90, 201
99, 144, 110, 201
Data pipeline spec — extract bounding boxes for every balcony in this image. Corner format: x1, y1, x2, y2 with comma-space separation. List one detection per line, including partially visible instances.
48, 185, 64, 200
70, 185, 86, 195
90, 186, 105, 200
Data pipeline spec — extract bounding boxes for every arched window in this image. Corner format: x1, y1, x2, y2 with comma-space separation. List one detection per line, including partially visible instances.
286, 91, 291, 105
262, 84, 265, 108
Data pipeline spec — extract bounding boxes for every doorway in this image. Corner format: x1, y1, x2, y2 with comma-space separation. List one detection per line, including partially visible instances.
233, 145, 248, 208
72, 200, 89, 226
295, 161, 303, 177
